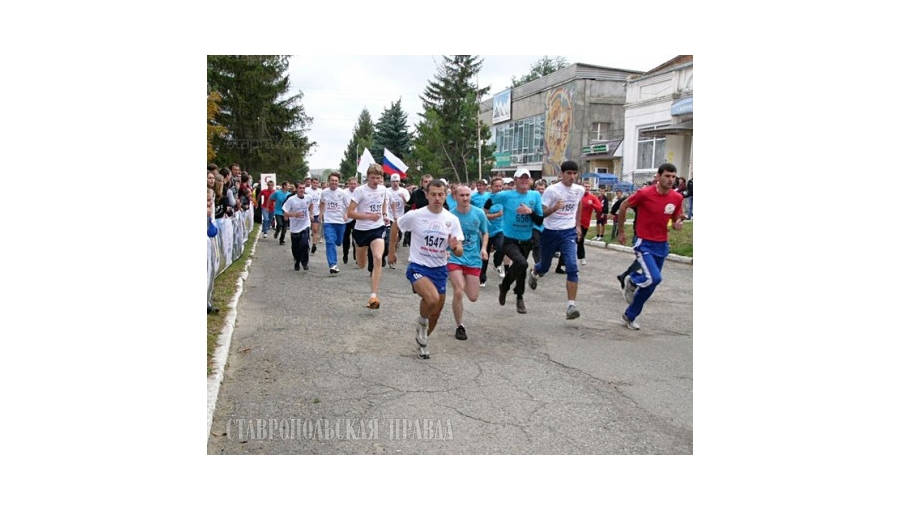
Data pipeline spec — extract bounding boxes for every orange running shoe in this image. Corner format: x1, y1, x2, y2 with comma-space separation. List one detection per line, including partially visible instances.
366, 296, 380, 309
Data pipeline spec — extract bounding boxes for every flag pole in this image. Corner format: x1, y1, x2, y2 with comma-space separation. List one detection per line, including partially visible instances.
477, 73, 482, 182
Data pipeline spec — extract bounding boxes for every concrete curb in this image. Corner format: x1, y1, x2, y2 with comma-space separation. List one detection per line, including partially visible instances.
585, 239, 692, 265
207, 229, 259, 438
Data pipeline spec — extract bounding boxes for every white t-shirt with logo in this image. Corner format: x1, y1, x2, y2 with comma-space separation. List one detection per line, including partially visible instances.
397, 207, 464, 268
541, 182, 585, 230
283, 194, 313, 233
387, 186, 410, 222
307, 188, 322, 218
351, 184, 389, 231
320, 188, 351, 224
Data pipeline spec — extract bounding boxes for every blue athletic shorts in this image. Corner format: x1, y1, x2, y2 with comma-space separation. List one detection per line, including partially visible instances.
406, 262, 449, 295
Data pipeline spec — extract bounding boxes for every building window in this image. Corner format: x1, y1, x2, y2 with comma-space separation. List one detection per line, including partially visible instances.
591, 122, 610, 141
492, 114, 545, 166
637, 125, 667, 170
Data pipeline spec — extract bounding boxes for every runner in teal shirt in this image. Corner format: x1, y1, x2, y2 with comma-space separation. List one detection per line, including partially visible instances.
447, 185, 489, 341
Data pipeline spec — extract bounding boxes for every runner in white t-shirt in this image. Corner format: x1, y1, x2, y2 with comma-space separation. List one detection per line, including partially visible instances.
388, 179, 463, 359
307, 179, 322, 253
282, 181, 315, 271
347, 164, 390, 310
527, 160, 585, 320
319, 172, 352, 275
386, 173, 411, 267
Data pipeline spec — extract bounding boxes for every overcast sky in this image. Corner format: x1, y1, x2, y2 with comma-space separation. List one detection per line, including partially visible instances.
286, 55, 674, 170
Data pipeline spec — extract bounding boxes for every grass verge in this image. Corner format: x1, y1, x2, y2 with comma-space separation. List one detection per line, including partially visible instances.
585, 220, 693, 258
207, 224, 259, 375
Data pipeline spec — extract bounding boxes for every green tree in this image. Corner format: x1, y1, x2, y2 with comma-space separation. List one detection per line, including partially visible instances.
271, 131, 310, 185
207, 90, 228, 162
207, 55, 314, 178
511, 56, 569, 88
371, 99, 412, 167
413, 55, 493, 184
339, 108, 376, 181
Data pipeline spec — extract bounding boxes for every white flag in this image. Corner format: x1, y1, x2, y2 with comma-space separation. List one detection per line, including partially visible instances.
356, 148, 377, 177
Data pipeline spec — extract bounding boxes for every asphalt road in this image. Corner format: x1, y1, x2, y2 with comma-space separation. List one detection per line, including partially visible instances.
207, 232, 693, 454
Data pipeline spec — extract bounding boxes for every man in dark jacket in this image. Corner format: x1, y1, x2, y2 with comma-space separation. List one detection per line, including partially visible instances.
683, 177, 693, 219
609, 190, 626, 240
406, 174, 433, 210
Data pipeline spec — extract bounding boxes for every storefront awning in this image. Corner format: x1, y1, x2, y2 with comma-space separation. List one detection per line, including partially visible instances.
671, 97, 693, 116
582, 139, 622, 160
641, 121, 693, 137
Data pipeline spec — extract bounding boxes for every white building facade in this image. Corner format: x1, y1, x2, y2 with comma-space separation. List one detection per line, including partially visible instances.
622, 56, 693, 185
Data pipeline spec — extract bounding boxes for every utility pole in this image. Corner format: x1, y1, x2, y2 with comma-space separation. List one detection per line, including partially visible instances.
477, 74, 482, 182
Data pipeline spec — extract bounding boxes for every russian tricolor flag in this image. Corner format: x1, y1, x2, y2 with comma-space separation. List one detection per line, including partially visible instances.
382, 148, 408, 179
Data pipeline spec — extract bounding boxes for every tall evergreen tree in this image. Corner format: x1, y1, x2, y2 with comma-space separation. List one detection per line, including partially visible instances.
207, 55, 314, 178
371, 99, 411, 166
207, 90, 228, 162
339, 109, 376, 181
413, 55, 493, 184
511, 56, 569, 88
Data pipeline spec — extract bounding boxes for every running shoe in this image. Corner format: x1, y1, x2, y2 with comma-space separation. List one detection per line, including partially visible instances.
566, 305, 580, 320
528, 270, 538, 290
416, 318, 429, 359
622, 275, 636, 305
366, 297, 380, 309
516, 297, 527, 314
455, 325, 467, 340
622, 313, 640, 330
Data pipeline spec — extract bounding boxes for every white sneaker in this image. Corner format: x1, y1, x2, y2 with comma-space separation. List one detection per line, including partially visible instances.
622, 275, 637, 305
566, 305, 580, 320
263, 233, 267, 238
495, 265, 506, 278
415, 318, 429, 359
479, 281, 486, 288
580, 259, 586, 265
622, 313, 640, 330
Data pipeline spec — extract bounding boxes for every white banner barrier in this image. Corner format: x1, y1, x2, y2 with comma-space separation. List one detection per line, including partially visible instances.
207, 206, 254, 303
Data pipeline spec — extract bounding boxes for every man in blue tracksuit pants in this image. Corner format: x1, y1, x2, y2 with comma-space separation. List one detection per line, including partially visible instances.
616, 163, 685, 330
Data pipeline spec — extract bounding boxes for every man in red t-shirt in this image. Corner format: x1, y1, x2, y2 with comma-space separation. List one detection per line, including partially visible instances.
615, 163, 684, 331
258, 179, 276, 238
